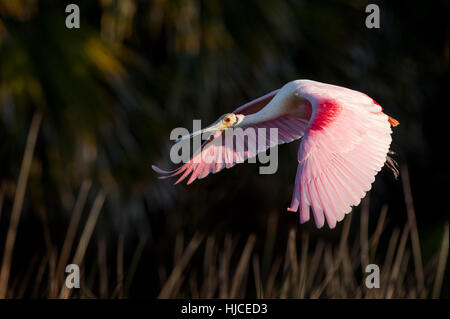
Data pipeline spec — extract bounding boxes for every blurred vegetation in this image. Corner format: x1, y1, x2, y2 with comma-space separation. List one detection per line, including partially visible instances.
0, 0, 448, 298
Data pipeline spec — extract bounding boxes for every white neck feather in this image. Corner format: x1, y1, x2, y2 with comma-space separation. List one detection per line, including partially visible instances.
236, 95, 286, 128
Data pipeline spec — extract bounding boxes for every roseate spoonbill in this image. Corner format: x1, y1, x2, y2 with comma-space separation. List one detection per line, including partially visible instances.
153, 80, 399, 229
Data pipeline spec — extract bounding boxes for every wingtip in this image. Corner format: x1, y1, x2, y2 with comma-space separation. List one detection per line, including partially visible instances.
327, 222, 337, 230
152, 165, 171, 175
174, 178, 183, 185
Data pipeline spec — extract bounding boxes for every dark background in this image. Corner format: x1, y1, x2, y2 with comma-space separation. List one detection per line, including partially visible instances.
0, 0, 448, 298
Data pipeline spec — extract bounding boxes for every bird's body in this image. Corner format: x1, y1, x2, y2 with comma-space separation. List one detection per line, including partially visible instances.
153, 80, 399, 229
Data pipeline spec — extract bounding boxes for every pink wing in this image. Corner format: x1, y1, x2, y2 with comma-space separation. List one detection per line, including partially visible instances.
287, 83, 393, 229
152, 90, 308, 184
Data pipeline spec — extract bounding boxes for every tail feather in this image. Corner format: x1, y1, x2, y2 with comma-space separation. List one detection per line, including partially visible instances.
388, 116, 399, 127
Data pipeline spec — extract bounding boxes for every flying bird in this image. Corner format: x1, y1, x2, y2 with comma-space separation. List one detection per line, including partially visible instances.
153, 80, 399, 229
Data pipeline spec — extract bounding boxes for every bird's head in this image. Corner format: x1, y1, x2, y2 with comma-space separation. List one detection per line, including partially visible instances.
175, 113, 244, 143
220, 113, 240, 128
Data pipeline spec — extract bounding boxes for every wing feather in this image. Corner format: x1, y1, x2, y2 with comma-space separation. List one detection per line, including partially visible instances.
153, 90, 307, 184
288, 86, 393, 228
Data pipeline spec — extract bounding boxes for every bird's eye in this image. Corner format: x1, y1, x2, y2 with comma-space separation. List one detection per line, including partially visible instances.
225, 118, 230, 122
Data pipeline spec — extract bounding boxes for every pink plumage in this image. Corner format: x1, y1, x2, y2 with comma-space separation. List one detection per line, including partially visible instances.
153, 80, 399, 229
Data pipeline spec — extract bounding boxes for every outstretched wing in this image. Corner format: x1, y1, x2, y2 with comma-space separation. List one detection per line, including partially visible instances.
287, 85, 394, 229
152, 89, 309, 184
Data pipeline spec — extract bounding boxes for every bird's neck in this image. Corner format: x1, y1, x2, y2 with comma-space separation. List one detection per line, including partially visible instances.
237, 113, 263, 127
235, 91, 313, 128
237, 102, 280, 128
